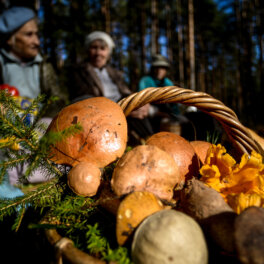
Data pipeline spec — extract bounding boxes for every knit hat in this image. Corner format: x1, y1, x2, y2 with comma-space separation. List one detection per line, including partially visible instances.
85, 31, 115, 52
152, 54, 170, 68
0, 7, 36, 35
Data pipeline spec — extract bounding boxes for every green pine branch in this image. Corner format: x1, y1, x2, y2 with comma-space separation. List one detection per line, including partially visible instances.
0, 91, 82, 226
35, 194, 132, 263
0, 91, 82, 185
0, 179, 66, 221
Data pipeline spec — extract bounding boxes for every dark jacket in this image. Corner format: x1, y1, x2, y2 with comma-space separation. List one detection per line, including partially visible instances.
68, 62, 131, 103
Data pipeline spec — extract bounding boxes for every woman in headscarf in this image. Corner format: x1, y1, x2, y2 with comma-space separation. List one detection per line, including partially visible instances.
68, 31, 153, 143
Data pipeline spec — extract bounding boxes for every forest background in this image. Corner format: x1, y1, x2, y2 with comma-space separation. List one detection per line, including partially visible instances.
1, 0, 264, 131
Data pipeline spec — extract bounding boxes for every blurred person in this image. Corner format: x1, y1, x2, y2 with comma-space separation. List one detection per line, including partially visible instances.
139, 54, 220, 140
0, 6, 66, 198
139, 54, 174, 90
68, 31, 153, 143
0, 6, 66, 117
138, 54, 186, 133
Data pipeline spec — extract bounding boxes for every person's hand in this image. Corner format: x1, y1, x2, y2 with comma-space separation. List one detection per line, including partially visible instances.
129, 103, 150, 119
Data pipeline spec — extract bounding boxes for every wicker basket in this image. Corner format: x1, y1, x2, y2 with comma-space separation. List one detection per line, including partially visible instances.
45, 86, 264, 264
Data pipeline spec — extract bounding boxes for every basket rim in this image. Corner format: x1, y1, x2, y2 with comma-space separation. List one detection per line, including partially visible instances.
118, 86, 264, 157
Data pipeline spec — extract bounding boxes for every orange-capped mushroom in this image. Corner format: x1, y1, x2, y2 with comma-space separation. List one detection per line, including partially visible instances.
111, 145, 180, 201
146, 132, 199, 185
190, 140, 212, 165
116, 191, 164, 246
47, 97, 127, 168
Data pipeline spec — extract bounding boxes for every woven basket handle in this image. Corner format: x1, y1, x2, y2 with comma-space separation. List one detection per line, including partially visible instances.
118, 86, 264, 157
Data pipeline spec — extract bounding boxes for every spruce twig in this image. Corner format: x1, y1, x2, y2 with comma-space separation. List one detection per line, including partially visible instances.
13, 205, 26, 232
0, 90, 82, 185
0, 179, 66, 221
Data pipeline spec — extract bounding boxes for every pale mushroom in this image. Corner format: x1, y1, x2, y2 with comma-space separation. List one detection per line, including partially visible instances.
131, 209, 208, 264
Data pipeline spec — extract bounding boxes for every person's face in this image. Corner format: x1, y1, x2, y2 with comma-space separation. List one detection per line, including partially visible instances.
88, 39, 110, 69
154, 67, 168, 80
7, 19, 40, 61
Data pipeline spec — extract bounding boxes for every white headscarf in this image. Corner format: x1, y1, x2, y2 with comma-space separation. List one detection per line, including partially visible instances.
85, 31, 115, 53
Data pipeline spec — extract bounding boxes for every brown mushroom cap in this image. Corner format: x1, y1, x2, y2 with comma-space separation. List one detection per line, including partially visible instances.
116, 191, 164, 246
190, 140, 212, 165
146, 132, 199, 184
47, 97, 127, 167
111, 145, 180, 201
67, 161, 101, 197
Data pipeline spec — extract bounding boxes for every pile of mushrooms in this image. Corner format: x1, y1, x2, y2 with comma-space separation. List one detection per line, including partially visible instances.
46, 98, 264, 264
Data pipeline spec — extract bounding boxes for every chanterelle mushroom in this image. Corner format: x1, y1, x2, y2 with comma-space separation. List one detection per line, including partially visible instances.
47, 97, 127, 196
111, 145, 180, 201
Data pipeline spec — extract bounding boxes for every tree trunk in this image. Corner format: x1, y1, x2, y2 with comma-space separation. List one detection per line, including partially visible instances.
151, 0, 159, 55
68, 0, 85, 65
139, 2, 147, 75
197, 34, 206, 93
255, 0, 264, 102
219, 54, 227, 105
234, 0, 243, 117
165, 1, 172, 63
42, 0, 58, 68
34, 0, 40, 10
101, 0, 111, 33
188, 0, 196, 90
177, 0, 185, 87
241, 0, 254, 122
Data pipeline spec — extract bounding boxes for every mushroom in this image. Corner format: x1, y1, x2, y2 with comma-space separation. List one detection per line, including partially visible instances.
47, 97, 127, 196
116, 191, 164, 246
234, 206, 264, 264
131, 209, 208, 264
67, 161, 101, 197
190, 140, 212, 165
111, 145, 180, 201
179, 178, 236, 253
180, 178, 234, 221
146, 132, 199, 185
